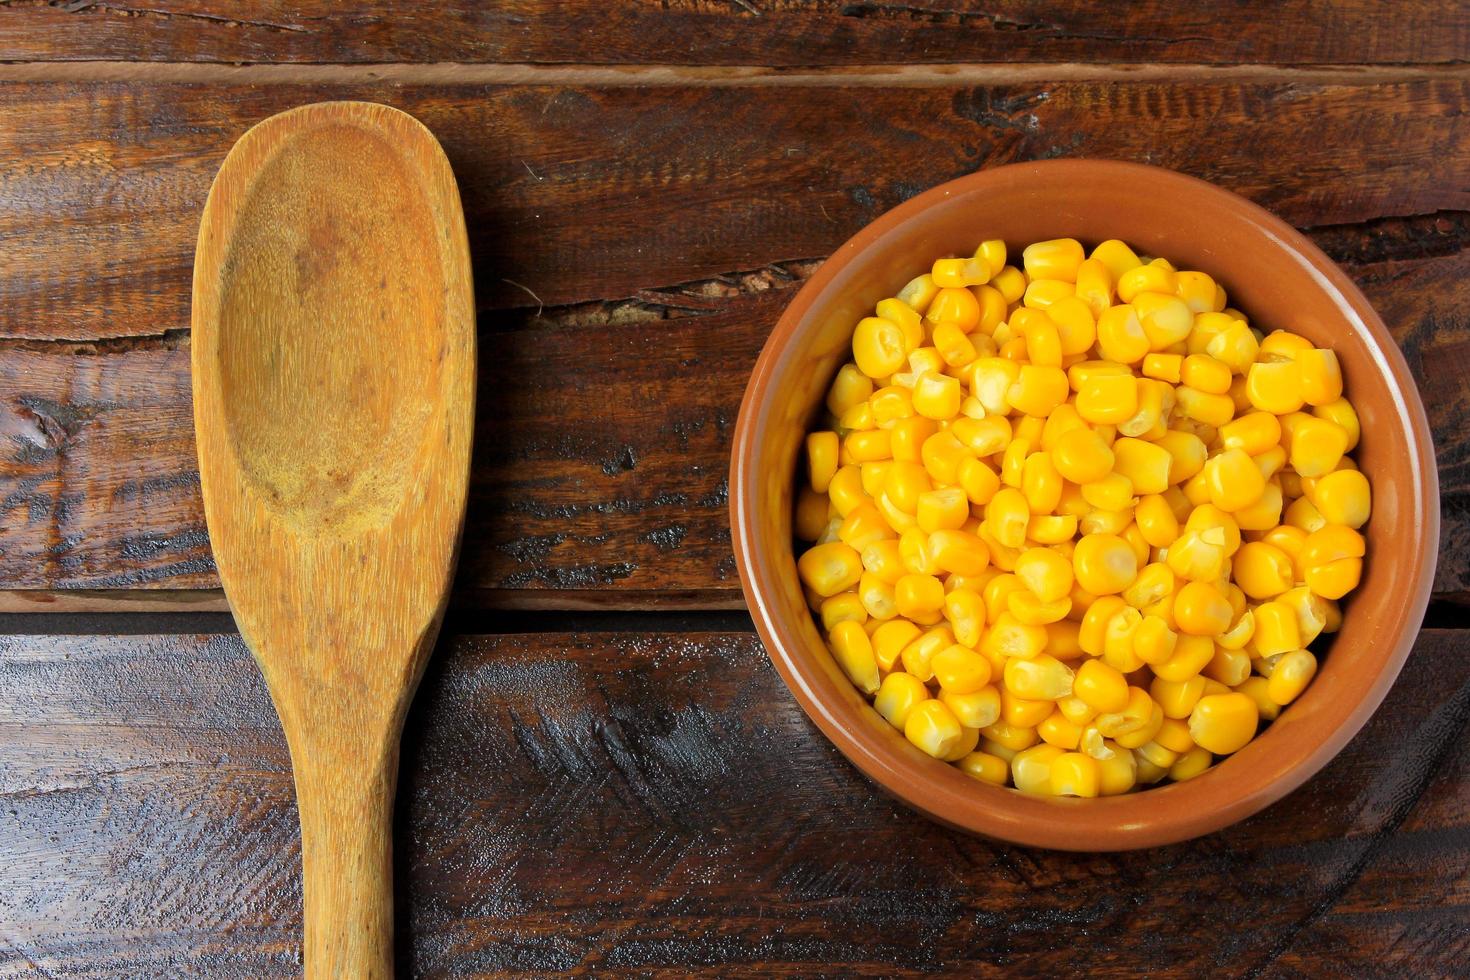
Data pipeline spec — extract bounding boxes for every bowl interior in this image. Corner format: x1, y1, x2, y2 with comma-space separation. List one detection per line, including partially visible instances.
732, 160, 1437, 849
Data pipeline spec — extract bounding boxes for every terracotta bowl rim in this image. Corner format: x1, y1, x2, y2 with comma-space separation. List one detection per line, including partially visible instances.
730, 158, 1439, 850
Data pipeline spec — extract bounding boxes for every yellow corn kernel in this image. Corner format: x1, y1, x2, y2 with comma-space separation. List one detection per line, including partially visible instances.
926, 529, 990, 578
820, 592, 868, 633
958, 749, 1009, 785
838, 501, 895, 551
882, 460, 931, 514
898, 527, 935, 576
970, 239, 1006, 277
1206, 321, 1260, 373
1078, 595, 1126, 656
983, 717, 1042, 754
1133, 494, 1178, 549
1012, 547, 1075, 604
1000, 437, 1032, 488
1011, 743, 1064, 794
1169, 746, 1213, 781
1000, 687, 1054, 728
872, 620, 923, 672
1089, 239, 1142, 279
1284, 495, 1327, 534
943, 588, 986, 648
895, 276, 938, 316
1097, 746, 1138, 795
942, 685, 1002, 730
853, 316, 912, 379
1267, 649, 1318, 706
982, 612, 1047, 661
1118, 378, 1168, 439
875, 492, 917, 533
1133, 292, 1194, 349
1246, 360, 1305, 415
1122, 561, 1174, 608
1253, 599, 1301, 658
1204, 448, 1267, 514
1188, 693, 1258, 754
1133, 615, 1178, 665
1311, 469, 1372, 529
1117, 264, 1175, 304
1314, 397, 1361, 451
827, 363, 874, 417
1134, 739, 1178, 770
971, 286, 1007, 337
1072, 373, 1135, 426
913, 487, 966, 535
1173, 581, 1232, 635
1071, 261, 1113, 320
1236, 675, 1281, 723
1218, 412, 1280, 457
952, 459, 999, 510
1175, 385, 1236, 428
1152, 430, 1206, 485
838, 395, 876, 431
1287, 416, 1349, 479
1022, 238, 1085, 282
827, 620, 880, 694
1170, 269, 1215, 313
988, 263, 1024, 304
1101, 605, 1144, 673
1038, 710, 1083, 750
1023, 278, 1076, 312
1004, 653, 1076, 701
978, 525, 1021, 574
844, 429, 892, 464
982, 575, 1023, 626
1261, 525, 1308, 579
932, 643, 993, 694
895, 573, 946, 619
1095, 305, 1150, 364
1179, 353, 1232, 394
1006, 364, 1070, 417
906, 371, 957, 422
1018, 452, 1061, 515
798, 541, 863, 597
795, 487, 831, 543
985, 487, 1031, 550
1140, 352, 1182, 384
1028, 514, 1079, 545
1233, 541, 1293, 599
1058, 694, 1098, 727
1112, 438, 1173, 495
1047, 752, 1099, 797
874, 671, 929, 730
899, 625, 954, 681
904, 699, 964, 759
889, 416, 935, 462
1303, 524, 1365, 600
1045, 431, 1110, 490
1072, 533, 1140, 596
1046, 617, 1084, 659
1186, 504, 1242, 555
1081, 474, 1136, 514
944, 725, 987, 764
930, 321, 977, 368
1258, 329, 1311, 361
950, 416, 1012, 458
807, 431, 840, 494
932, 256, 992, 289
1149, 717, 1193, 756
1203, 644, 1250, 686
927, 287, 981, 334
859, 462, 893, 500
1293, 347, 1343, 406
1074, 658, 1129, 712
1151, 674, 1207, 719
1152, 633, 1216, 682
858, 571, 898, 620
1278, 586, 1329, 646
1095, 686, 1155, 738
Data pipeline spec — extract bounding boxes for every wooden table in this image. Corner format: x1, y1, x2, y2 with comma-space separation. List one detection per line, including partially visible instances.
2, 4, 1467, 976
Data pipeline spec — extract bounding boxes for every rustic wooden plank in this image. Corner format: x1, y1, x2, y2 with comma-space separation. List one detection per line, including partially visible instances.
0, 628, 1465, 977
0, 1, 1465, 67
2, 80, 1468, 607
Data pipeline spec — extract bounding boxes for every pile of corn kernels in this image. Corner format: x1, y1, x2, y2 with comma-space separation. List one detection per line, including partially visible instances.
795, 237, 1371, 797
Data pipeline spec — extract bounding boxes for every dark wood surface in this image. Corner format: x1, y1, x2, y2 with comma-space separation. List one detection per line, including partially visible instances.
0, 1, 1466, 66
2, 629, 1467, 978
3, 6, 1468, 977
3, 79, 1470, 609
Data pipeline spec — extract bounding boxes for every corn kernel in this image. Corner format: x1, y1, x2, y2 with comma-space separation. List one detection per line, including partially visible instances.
1028, 514, 1079, 545
1233, 541, 1294, 599
905, 699, 964, 758
985, 487, 1031, 549
1011, 743, 1065, 794
1151, 674, 1206, 719
1095, 686, 1155, 738
1142, 352, 1183, 384
1169, 746, 1213, 781
1073, 533, 1140, 595
1289, 416, 1350, 478
871, 620, 922, 672
1303, 524, 1365, 600
1152, 633, 1216, 682
1267, 649, 1318, 705
1295, 348, 1343, 406
1004, 654, 1076, 701
1133, 614, 1178, 665
807, 431, 839, 493
844, 428, 892, 463
958, 749, 1009, 785
1206, 321, 1260, 373
1049, 752, 1101, 797
1117, 264, 1175, 304
1039, 710, 1083, 750
926, 529, 990, 577
1007, 364, 1070, 417
1154, 430, 1208, 484
927, 287, 981, 334
1311, 469, 1371, 529
829, 620, 880, 694
899, 626, 953, 681
895, 573, 946, 619
982, 718, 1042, 754
1133, 292, 1194, 349
1097, 746, 1139, 795
1023, 238, 1085, 282
1246, 360, 1305, 415
798, 541, 863, 597
820, 592, 868, 632
932, 643, 993, 694
1253, 599, 1301, 657
853, 316, 912, 379
982, 613, 1047, 661
1314, 397, 1361, 451
1021, 452, 1064, 515
1112, 438, 1173, 495
874, 670, 929, 730
1188, 693, 1258, 755
1175, 386, 1236, 427
932, 256, 991, 288
1074, 658, 1129, 712
1206, 448, 1267, 513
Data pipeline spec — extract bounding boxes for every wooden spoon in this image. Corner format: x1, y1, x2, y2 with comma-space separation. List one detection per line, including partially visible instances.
191, 101, 475, 976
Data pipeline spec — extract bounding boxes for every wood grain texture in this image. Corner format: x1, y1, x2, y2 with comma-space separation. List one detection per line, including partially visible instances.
2, 79, 1469, 607
189, 101, 476, 977
0, 628, 1465, 977
0, 1, 1465, 67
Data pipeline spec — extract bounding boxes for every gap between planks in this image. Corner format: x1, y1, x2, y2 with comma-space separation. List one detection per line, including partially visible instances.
3, 60, 1470, 86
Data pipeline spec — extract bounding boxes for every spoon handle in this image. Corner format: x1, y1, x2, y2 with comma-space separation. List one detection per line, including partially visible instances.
290, 730, 399, 978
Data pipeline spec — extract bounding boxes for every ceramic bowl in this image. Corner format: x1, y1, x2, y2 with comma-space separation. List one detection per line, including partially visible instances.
729, 159, 1438, 850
